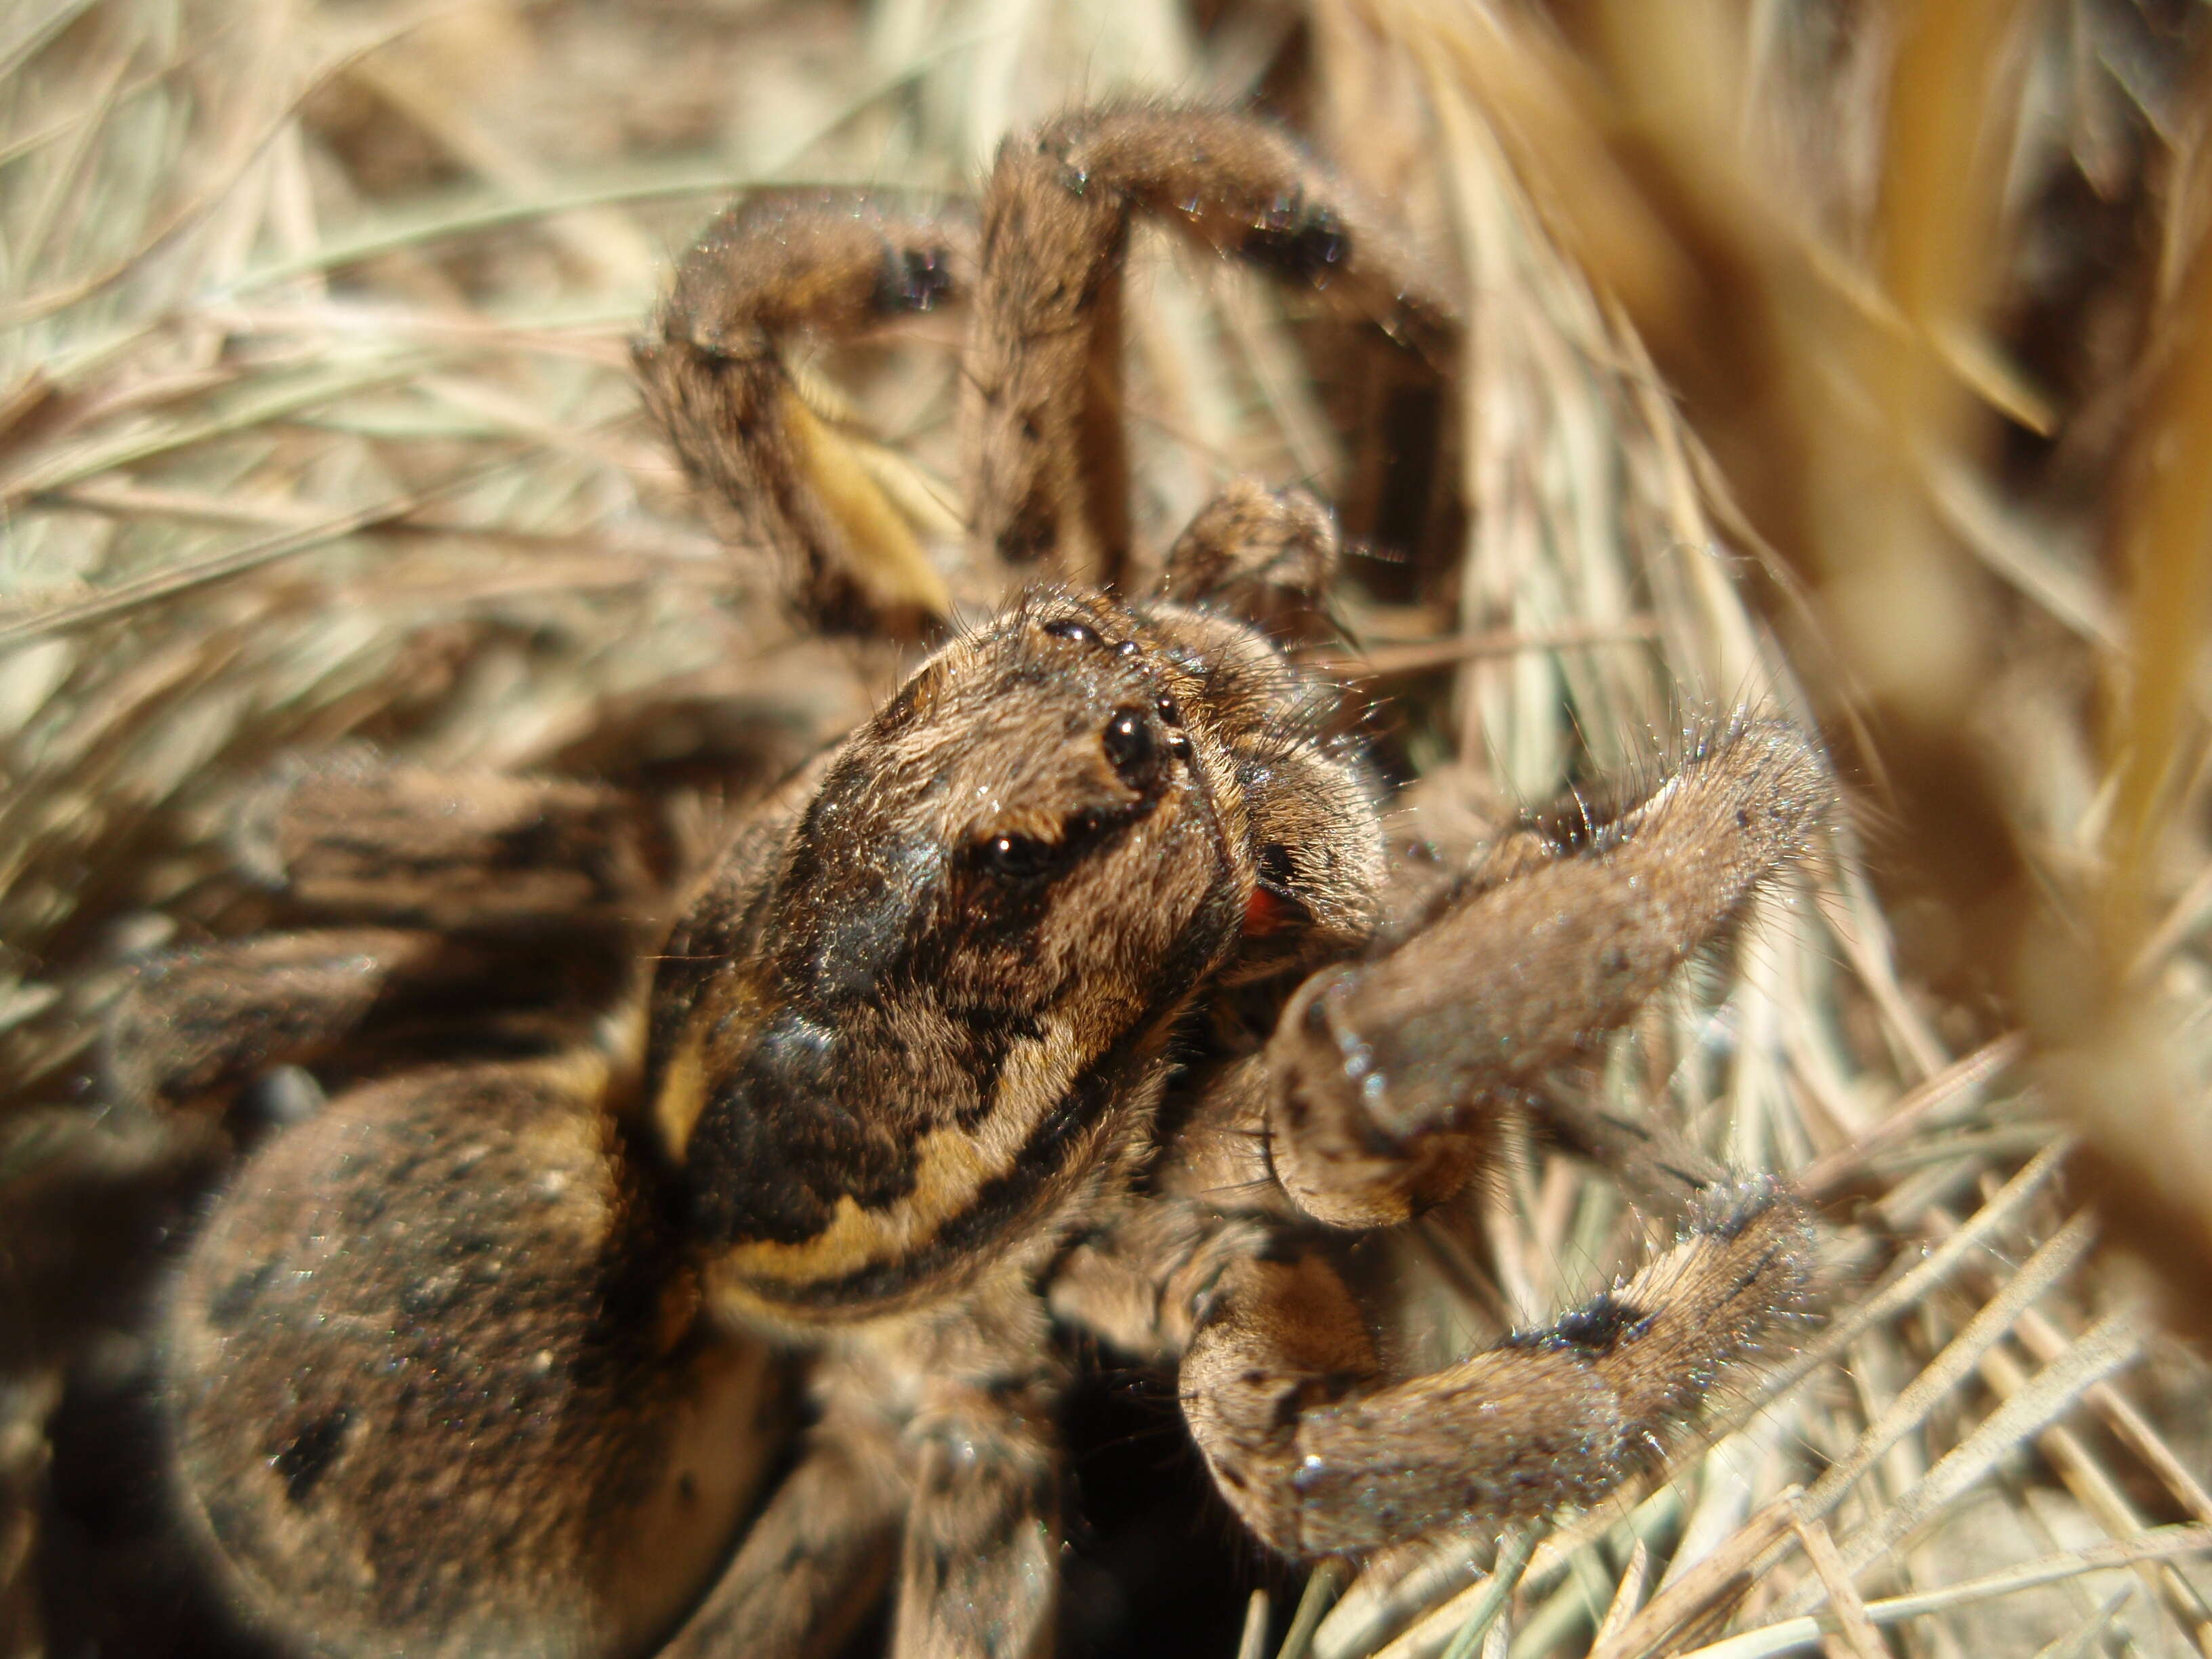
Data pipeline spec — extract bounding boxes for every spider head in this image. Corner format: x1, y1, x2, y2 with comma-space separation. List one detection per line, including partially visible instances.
833, 590, 1242, 1012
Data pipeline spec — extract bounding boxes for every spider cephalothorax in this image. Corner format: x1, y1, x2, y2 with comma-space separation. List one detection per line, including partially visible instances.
653, 584, 1380, 1330
112, 104, 1829, 1659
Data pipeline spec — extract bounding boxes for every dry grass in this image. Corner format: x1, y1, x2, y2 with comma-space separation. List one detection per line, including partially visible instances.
3, 1, 2210, 1657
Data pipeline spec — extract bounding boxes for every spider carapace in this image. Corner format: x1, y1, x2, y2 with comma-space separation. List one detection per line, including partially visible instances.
115, 105, 1827, 1659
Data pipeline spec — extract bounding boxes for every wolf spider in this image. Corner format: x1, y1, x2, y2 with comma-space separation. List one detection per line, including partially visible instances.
110, 107, 1827, 1658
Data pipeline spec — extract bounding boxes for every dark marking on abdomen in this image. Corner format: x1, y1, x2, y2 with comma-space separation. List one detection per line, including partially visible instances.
270, 1406, 353, 1506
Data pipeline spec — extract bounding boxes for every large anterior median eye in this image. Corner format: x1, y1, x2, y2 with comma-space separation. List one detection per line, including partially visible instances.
966, 707, 1171, 886
1101, 705, 1155, 783
975, 831, 1061, 882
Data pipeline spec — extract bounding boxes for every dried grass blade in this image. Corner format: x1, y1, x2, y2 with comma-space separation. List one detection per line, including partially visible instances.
1589, 1538, 1650, 1652
1719, 1137, 2071, 1440
1801, 1208, 2098, 1519
1797, 1032, 2024, 1200
17, 37, 138, 280
2015, 1306, 2212, 1525
1324, 621, 1662, 679
1974, 1342, 2212, 1641
1680, 1525, 2212, 1659
1239, 1591, 1273, 1659
1317, 1538, 1488, 1659
1923, 457, 2114, 649
1436, 1530, 1533, 1659
2, 356, 434, 508
1786, 1308, 2147, 1614
1370, 1532, 1536, 1659
1279, 1560, 1349, 1659
0, 19, 415, 329
0, 0, 98, 83
2027, 1589, 2132, 1659
1787, 1509, 1882, 1659
0, 455, 514, 645
1503, 1544, 1623, 1659
1585, 1488, 1801, 1659
220, 26, 998, 298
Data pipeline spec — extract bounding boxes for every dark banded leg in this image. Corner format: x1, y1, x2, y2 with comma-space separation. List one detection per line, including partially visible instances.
110, 756, 672, 1116
893, 1390, 1060, 1659
635, 192, 973, 636
104, 928, 475, 1114
1263, 719, 1830, 1229
232, 756, 672, 928
101, 924, 638, 1117
661, 1412, 906, 1659
967, 107, 1454, 590
1160, 478, 1343, 643
1178, 1182, 1812, 1558
638, 108, 1450, 620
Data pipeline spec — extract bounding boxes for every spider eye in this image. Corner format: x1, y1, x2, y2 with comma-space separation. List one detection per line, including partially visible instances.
1102, 706, 1158, 785
976, 832, 1057, 882
1042, 617, 1097, 645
